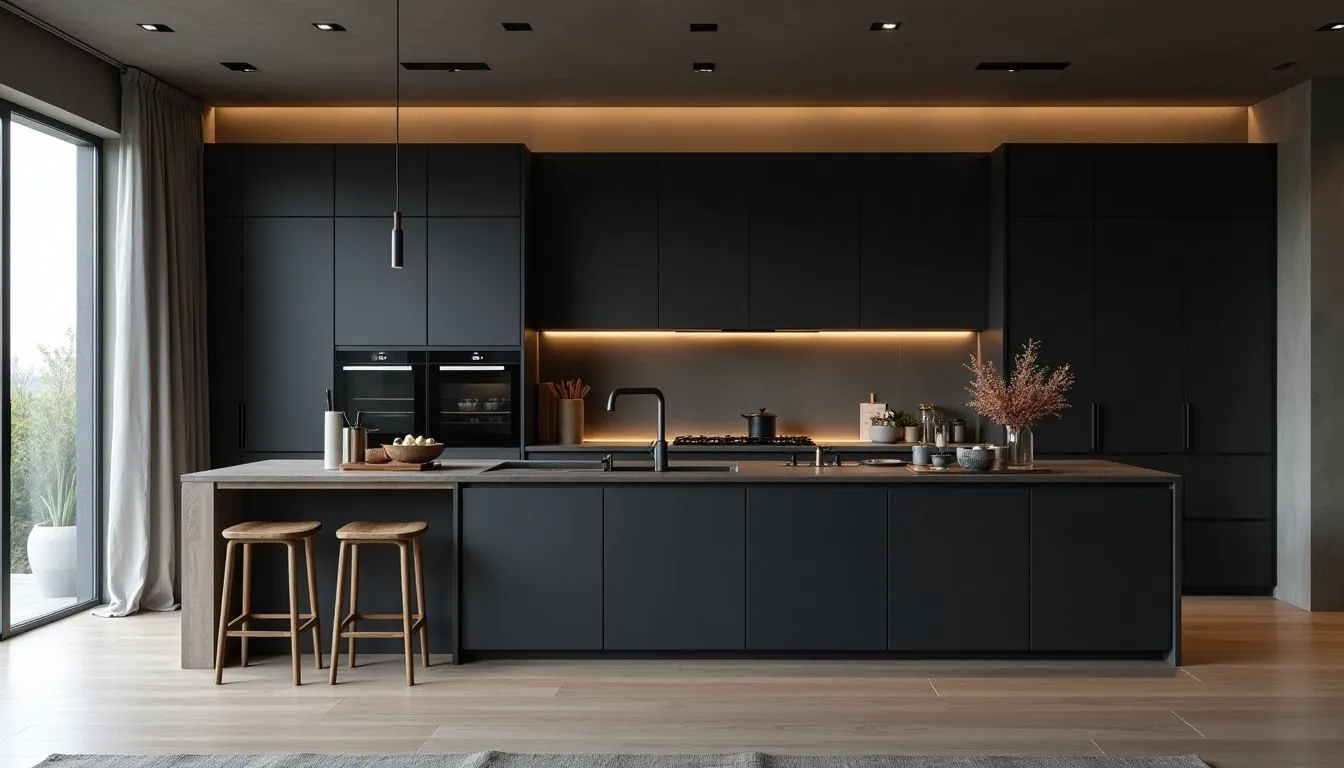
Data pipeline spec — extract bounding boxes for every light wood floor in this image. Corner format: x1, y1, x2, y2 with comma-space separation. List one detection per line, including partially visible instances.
1, 598, 1342, 767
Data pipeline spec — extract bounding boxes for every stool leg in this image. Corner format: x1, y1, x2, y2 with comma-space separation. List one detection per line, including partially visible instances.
329, 540, 348, 685
286, 541, 302, 686
304, 536, 323, 670
214, 540, 237, 685
348, 543, 361, 668
413, 536, 429, 668
399, 541, 415, 686
240, 543, 252, 668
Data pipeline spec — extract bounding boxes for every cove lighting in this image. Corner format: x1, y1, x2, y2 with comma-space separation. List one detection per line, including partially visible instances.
540, 330, 976, 340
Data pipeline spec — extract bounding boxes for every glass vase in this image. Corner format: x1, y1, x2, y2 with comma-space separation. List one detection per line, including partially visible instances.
1004, 426, 1034, 470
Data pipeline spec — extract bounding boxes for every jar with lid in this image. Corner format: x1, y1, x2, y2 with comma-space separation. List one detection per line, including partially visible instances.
917, 404, 941, 443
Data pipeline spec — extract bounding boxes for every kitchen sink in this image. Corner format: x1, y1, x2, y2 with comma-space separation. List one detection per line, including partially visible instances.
484, 460, 738, 473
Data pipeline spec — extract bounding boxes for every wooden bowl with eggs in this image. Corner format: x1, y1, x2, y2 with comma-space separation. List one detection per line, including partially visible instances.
383, 436, 444, 464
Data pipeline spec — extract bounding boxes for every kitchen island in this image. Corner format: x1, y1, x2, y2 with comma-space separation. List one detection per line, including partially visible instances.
181, 459, 1182, 669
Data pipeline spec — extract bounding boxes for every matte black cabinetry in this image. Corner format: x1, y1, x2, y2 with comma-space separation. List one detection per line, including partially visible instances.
603, 487, 746, 650
242, 145, 334, 217
205, 217, 243, 467
427, 218, 522, 346
745, 486, 887, 650
1000, 144, 1094, 217
1030, 485, 1174, 652
427, 145, 523, 217
334, 217, 427, 346
1092, 144, 1276, 218
334, 144, 428, 216
242, 218, 334, 452
888, 487, 1029, 651
1184, 520, 1275, 592
657, 155, 750, 329
461, 486, 603, 650
1183, 455, 1274, 521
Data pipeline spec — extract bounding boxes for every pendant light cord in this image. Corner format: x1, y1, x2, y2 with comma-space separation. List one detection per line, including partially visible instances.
394, 0, 401, 212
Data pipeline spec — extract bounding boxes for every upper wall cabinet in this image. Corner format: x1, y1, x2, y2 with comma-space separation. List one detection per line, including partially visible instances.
428, 218, 522, 347
749, 155, 861, 329
204, 144, 245, 217
242, 145, 334, 217
334, 217, 428, 347
657, 154, 750, 330
1001, 144, 1093, 217
530, 154, 658, 329
1092, 144, 1276, 218
334, 144, 428, 217
427, 145, 524, 217
859, 153, 989, 329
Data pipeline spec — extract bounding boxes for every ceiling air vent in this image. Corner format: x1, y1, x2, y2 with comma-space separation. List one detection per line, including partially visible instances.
976, 62, 1070, 71
401, 62, 491, 71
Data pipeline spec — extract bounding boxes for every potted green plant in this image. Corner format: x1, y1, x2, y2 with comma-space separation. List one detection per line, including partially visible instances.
27, 464, 77, 598
896, 411, 920, 442
869, 410, 918, 443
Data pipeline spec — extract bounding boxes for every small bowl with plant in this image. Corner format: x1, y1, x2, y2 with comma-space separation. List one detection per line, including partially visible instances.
869, 410, 918, 444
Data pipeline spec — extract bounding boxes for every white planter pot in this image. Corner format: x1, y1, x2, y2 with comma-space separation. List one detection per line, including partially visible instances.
869, 425, 900, 444
903, 426, 921, 443
27, 524, 78, 598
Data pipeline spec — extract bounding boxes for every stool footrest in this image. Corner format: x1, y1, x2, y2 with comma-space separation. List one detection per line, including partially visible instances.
227, 612, 317, 629
336, 630, 411, 639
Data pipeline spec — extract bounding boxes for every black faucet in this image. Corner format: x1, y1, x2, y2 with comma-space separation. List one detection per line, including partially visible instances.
606, 387, 668, 472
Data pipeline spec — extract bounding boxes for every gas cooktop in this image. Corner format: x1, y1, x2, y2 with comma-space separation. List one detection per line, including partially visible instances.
673, 435, 816, 446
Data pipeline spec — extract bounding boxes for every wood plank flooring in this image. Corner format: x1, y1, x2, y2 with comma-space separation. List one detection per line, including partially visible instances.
0, 598, 1341, 767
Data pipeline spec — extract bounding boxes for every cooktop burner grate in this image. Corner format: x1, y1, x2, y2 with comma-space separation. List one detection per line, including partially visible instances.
673, 435, 816, 446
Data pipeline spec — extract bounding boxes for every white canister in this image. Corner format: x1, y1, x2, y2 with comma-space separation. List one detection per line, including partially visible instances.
324, 411, 344, 469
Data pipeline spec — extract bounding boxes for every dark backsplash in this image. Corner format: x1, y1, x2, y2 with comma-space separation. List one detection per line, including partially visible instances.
537, 332, 982, 441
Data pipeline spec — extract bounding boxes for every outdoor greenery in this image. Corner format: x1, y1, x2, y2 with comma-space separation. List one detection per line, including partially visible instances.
8, 331, 78, 574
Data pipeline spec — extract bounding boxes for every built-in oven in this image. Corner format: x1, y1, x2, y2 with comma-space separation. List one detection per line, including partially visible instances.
425, 351, 521, 449
334, 351, 426, 448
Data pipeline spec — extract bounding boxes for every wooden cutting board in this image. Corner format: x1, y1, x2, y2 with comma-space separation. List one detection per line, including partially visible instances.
341, 461, 438, 471
906, 463, 1052, 474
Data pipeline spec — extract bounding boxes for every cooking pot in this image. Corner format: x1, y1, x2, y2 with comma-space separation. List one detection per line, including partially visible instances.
741, 408, 778, 439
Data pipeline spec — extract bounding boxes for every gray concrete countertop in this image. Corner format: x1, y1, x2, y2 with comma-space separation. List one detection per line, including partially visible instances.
526, 441, 980, 453
184, 458, 1177, 485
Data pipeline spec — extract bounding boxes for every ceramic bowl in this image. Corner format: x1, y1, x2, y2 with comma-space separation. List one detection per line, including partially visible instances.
383, 442, 445, 464
956, 445, 996, 472
930, 453, 953, 468
869, 425, 900, 444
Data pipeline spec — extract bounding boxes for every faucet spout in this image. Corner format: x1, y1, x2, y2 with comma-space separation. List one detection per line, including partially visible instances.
605, 388, 668, 471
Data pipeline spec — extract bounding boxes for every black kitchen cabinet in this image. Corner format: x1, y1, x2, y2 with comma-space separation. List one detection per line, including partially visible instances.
859, 154, 989, 329
1006, 217, 1096, 453
1184, 217, 1275, 454
205, 145, 244, 217
427, 145, 523, 217
1093, 144, 1276, 218
603, 487, 746, 650
242, 145, 334, 217
657, 155, 750, 329
334, 144, 428, 217
530, 154, 658, 329
206, 218, 243, 467
746, 486, 886, 650
334, 217, 427, 346
888, 487, 1029, 651
1001, 144, 1093, 217
461, 486, 603, 650
1094, 218, 1186, 453
1184, 455, 1274, 521
1030, 485, 1175, 652
748, 155, 860, 329
427, 218, 522, 347
242, 218, 334, 452
1184, 520, 1274, 593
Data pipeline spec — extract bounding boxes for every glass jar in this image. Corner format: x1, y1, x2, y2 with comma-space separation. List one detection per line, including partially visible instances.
1005, 426, 1034, 469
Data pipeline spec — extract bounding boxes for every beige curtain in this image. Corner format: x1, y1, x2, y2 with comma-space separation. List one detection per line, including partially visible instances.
96, 68, 209, 617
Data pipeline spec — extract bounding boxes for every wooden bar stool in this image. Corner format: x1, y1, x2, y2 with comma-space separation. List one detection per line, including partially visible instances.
214, 521, 323, 685
329, 521, 430, 685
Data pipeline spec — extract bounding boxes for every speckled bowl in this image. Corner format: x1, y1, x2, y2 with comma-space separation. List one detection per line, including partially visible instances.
956, 445, 996, 472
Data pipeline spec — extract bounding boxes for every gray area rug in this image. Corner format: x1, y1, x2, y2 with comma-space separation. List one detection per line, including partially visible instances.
34, 752, 1209, 768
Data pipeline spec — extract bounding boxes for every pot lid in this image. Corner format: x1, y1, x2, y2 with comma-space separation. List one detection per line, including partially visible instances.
745, 408, 776, 418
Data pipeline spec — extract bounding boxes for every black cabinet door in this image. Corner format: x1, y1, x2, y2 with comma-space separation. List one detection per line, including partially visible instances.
888, 487, 1029, 651
1093, 144, 1276, 218
427, 145, 522, 217
427, 218, 521, 346
749, 155, 860, 329
1184, 217, 1275, 453
242, 218, 334, 452
746, 486, 887, 650
657, 155, 750, 330
1003, 144, 1094, 217
461, 486, 603, 650
205, 145, 244, 217
1184, 455, 1274, 520
1184, 520, 1274, 592
334, 218, 427, 346
603, 487, 746, 650
1007, 217, 1096, 454
1030, 486, 1174, 652
531, 154, 658, 329
242, 145, 334, 217
1094, 218, 1186, 453
860, 154, 989, 329
206, 218, 243, 467
334, 144, 428, 216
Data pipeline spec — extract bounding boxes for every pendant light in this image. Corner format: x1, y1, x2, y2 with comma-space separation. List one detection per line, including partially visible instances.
390, 0, 404, 269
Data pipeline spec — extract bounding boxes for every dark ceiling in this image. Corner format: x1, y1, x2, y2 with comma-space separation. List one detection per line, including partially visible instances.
9, 0, 1343, 106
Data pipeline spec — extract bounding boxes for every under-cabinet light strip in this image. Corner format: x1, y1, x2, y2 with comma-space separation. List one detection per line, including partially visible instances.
342, 365, 414, 371
439, 365, 507, 371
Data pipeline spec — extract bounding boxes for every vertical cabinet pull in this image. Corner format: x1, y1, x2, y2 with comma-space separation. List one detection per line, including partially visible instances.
238, 402, 246, 450
1183, 402, 1191, 451
1091, 403, 1100, 453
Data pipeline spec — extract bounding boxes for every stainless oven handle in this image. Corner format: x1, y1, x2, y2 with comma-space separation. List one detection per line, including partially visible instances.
342, 365, 415, 371
438, 365, 506, 371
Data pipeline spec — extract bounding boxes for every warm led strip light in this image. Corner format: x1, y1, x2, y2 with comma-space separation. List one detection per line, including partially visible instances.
540, 330, 976, 340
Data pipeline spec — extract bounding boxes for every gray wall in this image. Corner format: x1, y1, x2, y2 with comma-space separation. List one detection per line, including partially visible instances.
0, 7, 119, 135
538, 333, 980, 441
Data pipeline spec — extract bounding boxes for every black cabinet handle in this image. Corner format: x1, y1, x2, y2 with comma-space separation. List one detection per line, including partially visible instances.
238, 402, 246, 450
1183, 402, 1191, 452
1091, 403, 1100, 453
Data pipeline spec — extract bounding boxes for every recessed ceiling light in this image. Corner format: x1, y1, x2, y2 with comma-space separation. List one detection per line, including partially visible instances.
401, 61, 491, 71
976, 62, 1070, 71
137, 23, 173, 32
1274, 61, 1297, 71
221, 62, 259, 72
312, 23, 346, 31
690, 23, 718, 32
693, 62, 716, 73
502, 22, 533, 31
869, 22, 900, 31
1316, 22, 1344, 31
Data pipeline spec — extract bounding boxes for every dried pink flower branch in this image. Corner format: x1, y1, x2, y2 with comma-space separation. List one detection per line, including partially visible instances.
965, 339, 1075, 430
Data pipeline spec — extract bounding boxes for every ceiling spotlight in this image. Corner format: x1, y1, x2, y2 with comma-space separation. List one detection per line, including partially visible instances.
869, 22, 901, 31
1316, 22, 1344, 30
693, 62, 716, 73
313, 23, 346, 31
221, 62, 259, 72
690, 23, 719, 32
138, 23, 174, 32
502, 22, 533, 31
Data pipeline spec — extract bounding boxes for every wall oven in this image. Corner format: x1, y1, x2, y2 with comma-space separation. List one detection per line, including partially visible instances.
426, 351, 521, 449
334, 351, 426, 448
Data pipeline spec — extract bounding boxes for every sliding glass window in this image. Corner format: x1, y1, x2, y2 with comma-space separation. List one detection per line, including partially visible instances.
0, 104, 101, 637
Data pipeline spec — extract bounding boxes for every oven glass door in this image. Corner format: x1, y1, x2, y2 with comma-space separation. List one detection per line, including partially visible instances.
429, 365, 518, 448
340, 364, 423, 447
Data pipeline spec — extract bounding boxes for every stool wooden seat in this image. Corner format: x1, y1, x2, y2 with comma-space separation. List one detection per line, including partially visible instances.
330, 521, 429, 685
214, 521, 323, 686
